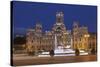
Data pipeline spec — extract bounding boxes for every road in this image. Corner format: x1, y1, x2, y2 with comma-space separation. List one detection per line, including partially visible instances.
12, 55, 97, 66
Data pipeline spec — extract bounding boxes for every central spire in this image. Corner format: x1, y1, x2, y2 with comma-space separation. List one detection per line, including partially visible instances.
56, 11, 64, 24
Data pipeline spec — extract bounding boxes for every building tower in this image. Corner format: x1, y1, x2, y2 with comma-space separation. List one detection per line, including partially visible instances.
26, 22, 43, 53
35, 22, 42, 36
26, 29, 35, 53
52, 12, 66, 34
52, 12, 67, 48
73, 22, 90, 50
34, 22, 42, 50
56, 12, 64, 24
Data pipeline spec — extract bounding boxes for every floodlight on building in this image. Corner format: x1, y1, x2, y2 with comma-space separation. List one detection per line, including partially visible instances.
84, 34, 90, 37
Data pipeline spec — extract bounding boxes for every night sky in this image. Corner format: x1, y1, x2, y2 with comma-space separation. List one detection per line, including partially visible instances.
12, 1, 97, 35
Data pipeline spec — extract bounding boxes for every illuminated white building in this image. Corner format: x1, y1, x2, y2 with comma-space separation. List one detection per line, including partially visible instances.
26, 12, 94, 53
72, 22, 90, 50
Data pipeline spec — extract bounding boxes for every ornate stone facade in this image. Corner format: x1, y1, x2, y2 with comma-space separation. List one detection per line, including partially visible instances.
72, 22, 90, 50
88, 33, 97, 51
26, 11, 96, 53
26, 12, 72, 52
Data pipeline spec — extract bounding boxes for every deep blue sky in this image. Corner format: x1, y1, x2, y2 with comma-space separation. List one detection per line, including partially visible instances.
12, 1, 97, 35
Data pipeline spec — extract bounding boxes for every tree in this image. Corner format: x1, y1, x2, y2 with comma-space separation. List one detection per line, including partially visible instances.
13, 36, 26, 50
14, 36, 26, 45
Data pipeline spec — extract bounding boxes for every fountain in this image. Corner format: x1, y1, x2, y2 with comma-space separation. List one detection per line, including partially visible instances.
54, 34, 75, 54
39, 34, 88, 57
54, 34, 58, 50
